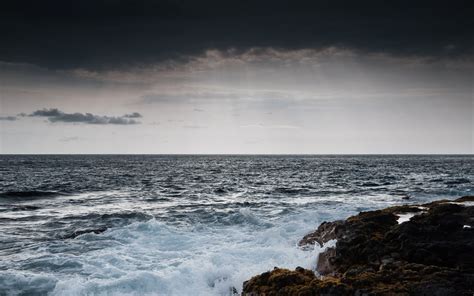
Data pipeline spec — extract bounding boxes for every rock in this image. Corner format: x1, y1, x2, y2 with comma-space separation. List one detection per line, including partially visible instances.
299, 220, 345, 248
316, 247, 336, 275
456, 195, 474, 202
242, 267, 352, 296
242, 196, 474, 296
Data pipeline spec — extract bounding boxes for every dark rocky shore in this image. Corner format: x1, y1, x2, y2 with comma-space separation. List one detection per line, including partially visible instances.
242, 196, 474, 295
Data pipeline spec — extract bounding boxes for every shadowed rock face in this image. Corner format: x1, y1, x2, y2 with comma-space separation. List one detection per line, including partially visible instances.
242, 196, 474, 296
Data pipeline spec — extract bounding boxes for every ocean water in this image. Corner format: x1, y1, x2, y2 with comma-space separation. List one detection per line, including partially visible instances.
0, 155, 472, 296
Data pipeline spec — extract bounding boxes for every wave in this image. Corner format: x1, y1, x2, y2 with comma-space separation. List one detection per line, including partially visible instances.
0, 205, 41, 212
360, 182, 381, 187
273, 187, 310, 194
61, 211, 153, 222
0, 190, 67, 200
445, 178, 471, 185
60, 227, 108, 239
49, 213, 325, 295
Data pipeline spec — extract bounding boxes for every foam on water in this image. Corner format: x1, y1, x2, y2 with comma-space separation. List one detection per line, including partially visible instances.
396, 212, 417, 224
3, 209, 334, 296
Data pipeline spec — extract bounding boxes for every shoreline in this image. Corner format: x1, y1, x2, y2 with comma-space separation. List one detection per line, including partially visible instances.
242, 196, 474, 295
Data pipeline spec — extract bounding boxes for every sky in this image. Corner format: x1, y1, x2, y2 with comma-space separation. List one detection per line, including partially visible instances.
0, 0, 473, 154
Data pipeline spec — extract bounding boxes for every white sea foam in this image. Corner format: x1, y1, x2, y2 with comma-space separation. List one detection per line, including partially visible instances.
53, 219, 315, 295
6, 210, 327, 296
450, 201, 474, 207
1, 213, 340, 296
396, 213, 417, 224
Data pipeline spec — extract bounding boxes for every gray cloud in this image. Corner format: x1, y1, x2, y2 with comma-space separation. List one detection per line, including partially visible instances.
30, 108, 62, 117
29, 108, 142, 125
123, 112, 142, 118
0, 116, 17, 121
0, 0, 472, 70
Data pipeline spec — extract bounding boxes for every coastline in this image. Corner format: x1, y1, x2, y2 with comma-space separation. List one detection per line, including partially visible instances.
242, 196, 474, 295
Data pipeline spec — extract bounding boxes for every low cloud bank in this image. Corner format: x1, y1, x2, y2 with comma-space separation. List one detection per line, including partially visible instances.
28, 108, 142, 125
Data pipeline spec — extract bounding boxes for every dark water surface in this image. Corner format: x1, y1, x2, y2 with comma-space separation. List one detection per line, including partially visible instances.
0, 155, 472, 295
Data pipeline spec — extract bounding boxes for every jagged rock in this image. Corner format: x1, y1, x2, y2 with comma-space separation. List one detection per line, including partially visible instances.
242, 267, 351, 296
316, 247, 336, 275
242, 196, 474, 296
299, 220, 345, 248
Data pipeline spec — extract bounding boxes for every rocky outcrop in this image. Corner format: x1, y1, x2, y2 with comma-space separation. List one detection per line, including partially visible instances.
242, 196, 474, 295
242, 267, 351, 296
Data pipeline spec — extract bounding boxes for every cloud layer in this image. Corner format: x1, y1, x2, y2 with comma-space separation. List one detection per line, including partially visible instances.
28, 108, 142, 125
1, 0, 472, 70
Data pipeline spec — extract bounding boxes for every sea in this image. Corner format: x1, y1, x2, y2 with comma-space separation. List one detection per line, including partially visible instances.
0, 155, 472, 295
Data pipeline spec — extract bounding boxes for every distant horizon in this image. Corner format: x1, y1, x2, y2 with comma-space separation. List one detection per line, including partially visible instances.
1, 153, 472, 156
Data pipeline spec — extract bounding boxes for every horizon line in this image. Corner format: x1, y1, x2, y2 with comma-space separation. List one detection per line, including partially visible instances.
1, 153, 472, 156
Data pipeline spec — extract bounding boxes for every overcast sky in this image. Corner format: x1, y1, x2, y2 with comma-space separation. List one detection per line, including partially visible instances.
1, 0, 472, 154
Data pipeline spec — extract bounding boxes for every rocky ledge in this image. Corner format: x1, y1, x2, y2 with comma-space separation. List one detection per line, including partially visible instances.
242, 196, 474, 295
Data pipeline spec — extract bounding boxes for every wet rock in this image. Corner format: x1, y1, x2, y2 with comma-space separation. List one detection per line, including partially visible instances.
456, 195, 474, 202
299, 220, 345, 248
242, 196, 474, 296
316, 247, 336, 275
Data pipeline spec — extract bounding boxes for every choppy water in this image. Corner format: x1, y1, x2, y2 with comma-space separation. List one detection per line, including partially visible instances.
0, 155, 472, 296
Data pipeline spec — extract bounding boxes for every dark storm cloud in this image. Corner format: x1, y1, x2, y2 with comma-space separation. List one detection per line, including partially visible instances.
29, 108, 142, 125
1, 0, 472, 70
